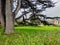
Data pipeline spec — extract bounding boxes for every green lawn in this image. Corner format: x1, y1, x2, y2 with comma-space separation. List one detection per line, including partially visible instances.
0, 26, 60, 45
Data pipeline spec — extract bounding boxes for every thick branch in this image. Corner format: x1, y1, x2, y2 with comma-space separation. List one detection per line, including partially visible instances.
14, 0, 21, 16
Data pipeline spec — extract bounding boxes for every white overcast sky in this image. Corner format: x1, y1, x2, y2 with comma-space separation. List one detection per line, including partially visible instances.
42, 0, 60, 17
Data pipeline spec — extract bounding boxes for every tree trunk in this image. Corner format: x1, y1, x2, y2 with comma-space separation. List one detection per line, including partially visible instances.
0, 0, 5, 29
4, 0, 14, 34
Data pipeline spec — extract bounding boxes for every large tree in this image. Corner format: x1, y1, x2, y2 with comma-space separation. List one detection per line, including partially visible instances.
0, 0, 21, 34
15, 0, 55, 25
0, 0, 55, 34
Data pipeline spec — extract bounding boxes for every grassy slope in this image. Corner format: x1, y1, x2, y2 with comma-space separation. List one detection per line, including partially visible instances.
0, 26, 60, 45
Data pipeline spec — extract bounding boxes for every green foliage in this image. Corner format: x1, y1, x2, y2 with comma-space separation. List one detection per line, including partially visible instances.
0, 26, 60, 45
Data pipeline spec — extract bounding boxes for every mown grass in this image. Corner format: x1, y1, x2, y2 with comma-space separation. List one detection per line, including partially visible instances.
0, 26, 60, 45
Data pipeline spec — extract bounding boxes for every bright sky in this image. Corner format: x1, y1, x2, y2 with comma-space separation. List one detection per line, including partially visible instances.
42, 0, 60, 17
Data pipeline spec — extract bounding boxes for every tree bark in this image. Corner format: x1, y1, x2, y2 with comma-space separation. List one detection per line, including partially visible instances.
4, 0, 14, 34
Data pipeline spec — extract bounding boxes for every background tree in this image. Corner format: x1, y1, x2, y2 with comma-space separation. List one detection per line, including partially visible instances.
15, 0, 55, 25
